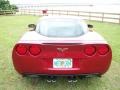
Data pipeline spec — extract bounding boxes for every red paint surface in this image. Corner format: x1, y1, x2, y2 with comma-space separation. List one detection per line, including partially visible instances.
12, 43, 112, 75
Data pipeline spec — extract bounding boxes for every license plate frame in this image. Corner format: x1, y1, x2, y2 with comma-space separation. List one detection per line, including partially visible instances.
53, 58, 72, 68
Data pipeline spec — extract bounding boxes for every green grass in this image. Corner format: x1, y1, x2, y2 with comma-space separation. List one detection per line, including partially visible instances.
0, 15, 120, 90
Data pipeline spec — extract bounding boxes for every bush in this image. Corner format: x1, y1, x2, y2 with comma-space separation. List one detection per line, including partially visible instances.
0, 0, 18, 15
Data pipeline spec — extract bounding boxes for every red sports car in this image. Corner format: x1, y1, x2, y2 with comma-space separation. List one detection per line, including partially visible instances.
12, 16, 112, 82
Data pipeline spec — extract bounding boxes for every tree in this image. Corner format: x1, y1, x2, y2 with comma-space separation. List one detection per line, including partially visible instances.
0, 0, 10, 10
0, 0, 18, 14
11, 4, 18, 11
0, 0, 18, 10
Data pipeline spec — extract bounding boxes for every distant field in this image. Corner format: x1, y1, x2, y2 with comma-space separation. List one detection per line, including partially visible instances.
0, 15, 120, 90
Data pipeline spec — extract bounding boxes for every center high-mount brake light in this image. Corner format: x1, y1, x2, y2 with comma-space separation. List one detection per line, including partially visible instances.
84, 45, 96, 56
29, 45, 41, 56
16, 44, 27, 55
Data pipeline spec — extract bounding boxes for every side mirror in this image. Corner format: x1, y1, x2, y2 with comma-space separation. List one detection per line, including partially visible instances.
28, 24, 36, 31
88, 24, 93, 28
88, 24, 93, 32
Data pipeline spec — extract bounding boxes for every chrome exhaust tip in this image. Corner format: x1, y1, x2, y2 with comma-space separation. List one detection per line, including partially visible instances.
67, 76, 77, 83
47, 76, 57, 83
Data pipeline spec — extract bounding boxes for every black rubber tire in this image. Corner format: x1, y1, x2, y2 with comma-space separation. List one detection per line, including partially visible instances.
22, 74, 27, 77
97, 74, 102, 78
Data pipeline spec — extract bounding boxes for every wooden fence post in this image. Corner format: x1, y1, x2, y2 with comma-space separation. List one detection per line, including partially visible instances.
20, 9, 22, 15
89, 12, 91, 20
23, 9, 24, 15
52, 10, 53, 16
77, 11, 79, 16
59, 10, 61, 15
102, 13, 104, 22
67, 10, 68, 16
34, 9, 36, 16
119, 14, 120, 24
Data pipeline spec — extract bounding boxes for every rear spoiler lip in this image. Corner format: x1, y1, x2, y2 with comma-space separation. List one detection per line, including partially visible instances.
18, 40, 107, 45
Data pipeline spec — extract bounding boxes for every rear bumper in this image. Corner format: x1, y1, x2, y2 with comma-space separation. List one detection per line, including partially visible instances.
12, 44, 112, 75
22, 73, 101, 77
12, 57, 112, 75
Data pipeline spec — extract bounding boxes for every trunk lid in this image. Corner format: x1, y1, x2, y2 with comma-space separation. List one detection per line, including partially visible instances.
39, 43, 84, 58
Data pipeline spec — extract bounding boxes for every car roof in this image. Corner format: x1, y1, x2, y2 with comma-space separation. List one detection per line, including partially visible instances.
38, 15, 84, 22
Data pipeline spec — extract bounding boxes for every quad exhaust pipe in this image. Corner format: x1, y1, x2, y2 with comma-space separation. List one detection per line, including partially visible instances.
47, 76, 57, 83
46, 76, 77, 83
67, 76, 77, 83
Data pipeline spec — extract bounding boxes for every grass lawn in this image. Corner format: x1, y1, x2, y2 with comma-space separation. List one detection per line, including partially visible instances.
0, 15, 120, 90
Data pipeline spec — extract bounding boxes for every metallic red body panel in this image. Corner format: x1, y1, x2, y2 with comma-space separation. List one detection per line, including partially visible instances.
12, 43, 112, 75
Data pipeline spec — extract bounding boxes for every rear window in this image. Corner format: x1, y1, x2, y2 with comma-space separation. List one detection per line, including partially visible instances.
36, 19, 85, 37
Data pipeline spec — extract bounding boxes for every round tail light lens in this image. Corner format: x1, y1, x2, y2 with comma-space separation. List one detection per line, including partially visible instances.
29, 45, 41, 56
16, 44, 27, 55
84, 45, 96, 56
98, 45, 109, 55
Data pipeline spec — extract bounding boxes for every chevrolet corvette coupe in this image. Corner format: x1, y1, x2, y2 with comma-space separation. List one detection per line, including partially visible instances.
12, 16, 112, 81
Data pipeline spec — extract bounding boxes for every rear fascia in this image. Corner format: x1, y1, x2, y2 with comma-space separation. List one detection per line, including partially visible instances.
12, 43, 112, 75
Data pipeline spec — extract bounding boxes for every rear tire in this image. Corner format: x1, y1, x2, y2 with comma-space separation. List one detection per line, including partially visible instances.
22, 74, 27, 77
97, 74, 102, 77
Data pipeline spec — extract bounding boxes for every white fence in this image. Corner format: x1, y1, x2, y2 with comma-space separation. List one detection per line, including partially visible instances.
18, 9, 120, 23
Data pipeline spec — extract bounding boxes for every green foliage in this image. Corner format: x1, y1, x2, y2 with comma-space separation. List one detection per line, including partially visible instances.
0, 0, 18, 11
0, 0, 11, 10
11, 4, 18, 11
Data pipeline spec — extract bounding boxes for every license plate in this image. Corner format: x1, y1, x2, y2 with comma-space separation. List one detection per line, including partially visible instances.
53, 58, 72, 68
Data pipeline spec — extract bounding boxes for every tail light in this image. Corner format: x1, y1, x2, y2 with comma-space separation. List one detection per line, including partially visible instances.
29, 45, 41, 56
98, 45, 109, 55
16, 44, 27, 55
84, 45, 96, 56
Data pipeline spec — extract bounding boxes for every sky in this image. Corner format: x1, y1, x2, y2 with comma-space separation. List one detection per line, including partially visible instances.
9, 0, 120, 4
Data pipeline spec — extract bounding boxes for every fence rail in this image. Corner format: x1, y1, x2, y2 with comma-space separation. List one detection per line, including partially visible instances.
2, 9, 118, 24
0, 10, 16, 15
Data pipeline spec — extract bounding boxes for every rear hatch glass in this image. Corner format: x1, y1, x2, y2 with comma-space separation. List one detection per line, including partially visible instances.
36, 19, 85, 37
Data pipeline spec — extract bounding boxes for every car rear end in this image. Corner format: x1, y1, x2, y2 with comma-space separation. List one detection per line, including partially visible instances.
12, 42, 112, 76
12, 16, 112, 79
